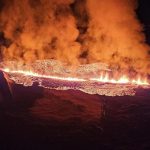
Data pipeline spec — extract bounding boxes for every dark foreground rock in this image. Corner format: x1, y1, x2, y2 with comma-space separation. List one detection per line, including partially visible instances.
0, 81, 150, 150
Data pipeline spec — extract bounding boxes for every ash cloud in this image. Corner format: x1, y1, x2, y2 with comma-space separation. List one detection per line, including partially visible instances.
0, 0, 149, 73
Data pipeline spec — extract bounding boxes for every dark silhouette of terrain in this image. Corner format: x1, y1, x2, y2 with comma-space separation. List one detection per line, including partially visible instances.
0, 72, 150, 150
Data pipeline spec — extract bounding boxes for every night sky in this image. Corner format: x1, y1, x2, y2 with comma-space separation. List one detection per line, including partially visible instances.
138, 0, 150, 44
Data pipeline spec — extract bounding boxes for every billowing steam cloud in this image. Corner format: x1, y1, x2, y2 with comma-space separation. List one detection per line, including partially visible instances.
0, 0, 149, 73
85, 0, 150, 73
0, 0, 81, 65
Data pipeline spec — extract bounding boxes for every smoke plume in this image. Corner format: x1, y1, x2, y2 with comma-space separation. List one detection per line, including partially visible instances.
0, 0, 149, 73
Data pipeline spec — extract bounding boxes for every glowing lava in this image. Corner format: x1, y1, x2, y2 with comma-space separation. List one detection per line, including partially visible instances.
90, 74, 149, 86
2, 68, 87, 82
2, 68, 149, 86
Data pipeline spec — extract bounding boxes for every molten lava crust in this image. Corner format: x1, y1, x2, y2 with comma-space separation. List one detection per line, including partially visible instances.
0, 59, 149, 96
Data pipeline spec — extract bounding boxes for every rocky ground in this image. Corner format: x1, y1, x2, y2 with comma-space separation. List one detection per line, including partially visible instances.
0, 80, 150, 150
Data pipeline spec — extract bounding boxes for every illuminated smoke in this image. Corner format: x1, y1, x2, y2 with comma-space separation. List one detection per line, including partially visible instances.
0, 0, 81, 65
85, 0, 150, 73
0, 0, 149, 73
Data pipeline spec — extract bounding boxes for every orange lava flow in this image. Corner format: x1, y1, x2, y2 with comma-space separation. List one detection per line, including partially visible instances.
2, 68, 87, 82
2, 68, 150, 86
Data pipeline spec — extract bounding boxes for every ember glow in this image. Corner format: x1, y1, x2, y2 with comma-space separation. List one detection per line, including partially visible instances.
2, 67, 149, 86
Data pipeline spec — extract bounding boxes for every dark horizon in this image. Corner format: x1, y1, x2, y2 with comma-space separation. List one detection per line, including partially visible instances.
138, 0, 150, 45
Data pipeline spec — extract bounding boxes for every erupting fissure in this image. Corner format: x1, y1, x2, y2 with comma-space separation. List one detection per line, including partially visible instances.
1, 59, 149, 96
2, 67, 149, 86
